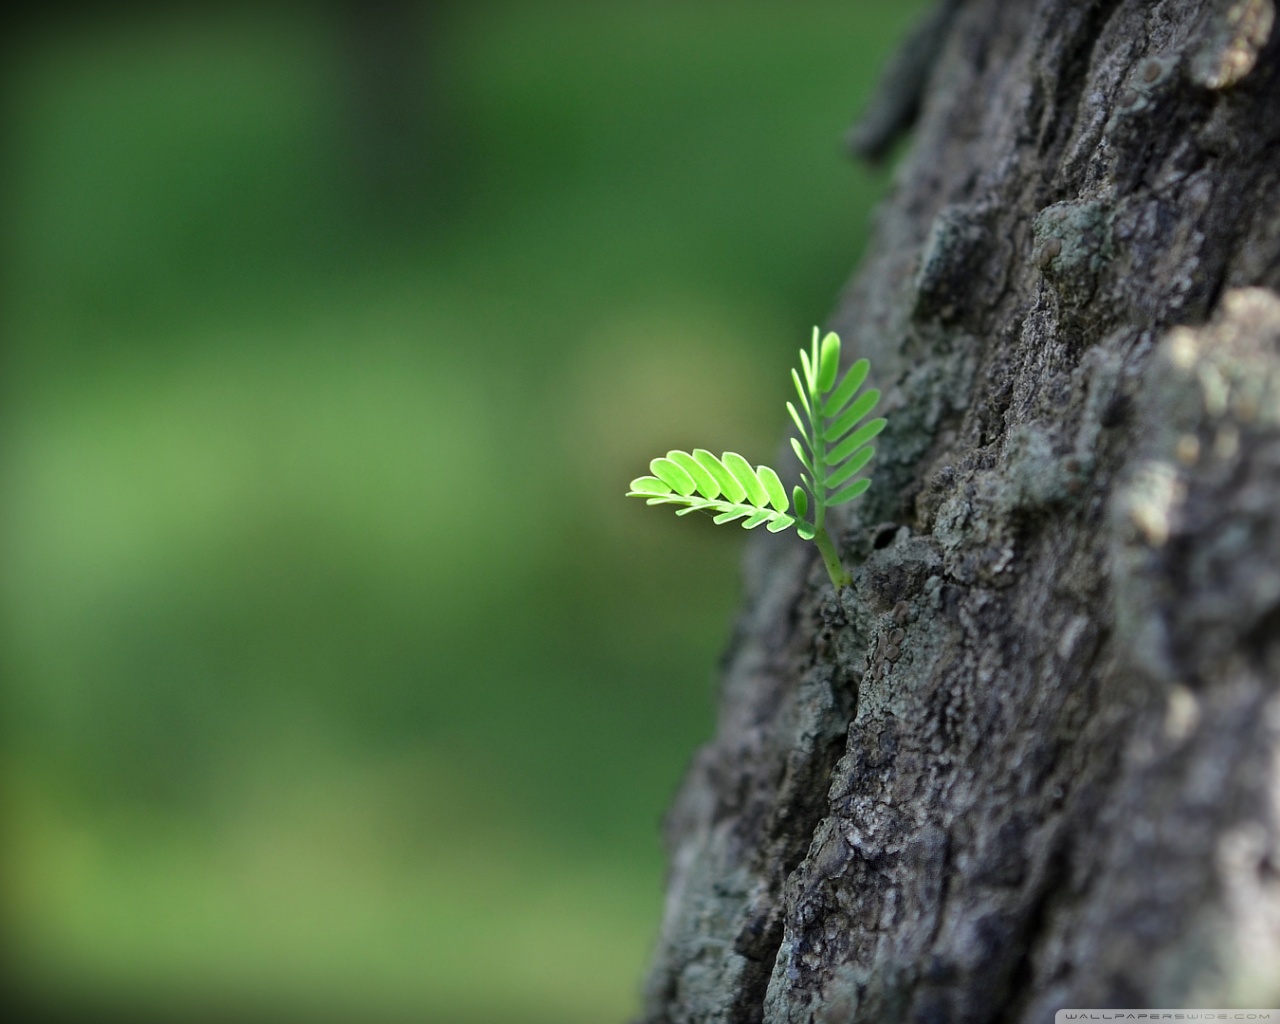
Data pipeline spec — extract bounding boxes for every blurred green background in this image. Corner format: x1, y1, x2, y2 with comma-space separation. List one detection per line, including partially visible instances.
0, 2, 924, 1021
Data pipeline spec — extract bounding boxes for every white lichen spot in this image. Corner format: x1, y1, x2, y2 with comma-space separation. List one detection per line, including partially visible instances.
1057, 614, 1090, 659
1214, 423, 1241, 461
1192, 0, 1276, 89
1224, 286, 1264, 319
1199, 361, 1231, 417
1213, 818, 1280, 1004
1126, 460, 1184, 546
1168, 326, 1199, 369
1164, 684, 1201, 742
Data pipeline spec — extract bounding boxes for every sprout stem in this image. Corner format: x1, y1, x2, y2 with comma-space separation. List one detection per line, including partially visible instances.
812, 525, 851, 590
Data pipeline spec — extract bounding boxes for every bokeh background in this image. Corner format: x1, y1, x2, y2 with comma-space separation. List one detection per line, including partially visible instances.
0, 2, 925, 1021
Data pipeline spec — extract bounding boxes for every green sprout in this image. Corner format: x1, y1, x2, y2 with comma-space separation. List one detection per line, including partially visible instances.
627, 328, 885, 591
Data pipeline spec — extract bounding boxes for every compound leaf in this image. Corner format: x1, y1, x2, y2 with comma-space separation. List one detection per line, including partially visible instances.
627, 449, 798, 535
625, 327, 886, 585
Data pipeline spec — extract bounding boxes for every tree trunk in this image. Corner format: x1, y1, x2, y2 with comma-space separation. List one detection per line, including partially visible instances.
636, 1, 1280, 1021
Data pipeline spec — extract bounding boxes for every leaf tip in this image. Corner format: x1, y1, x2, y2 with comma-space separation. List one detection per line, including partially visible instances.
817, 331, 840, 392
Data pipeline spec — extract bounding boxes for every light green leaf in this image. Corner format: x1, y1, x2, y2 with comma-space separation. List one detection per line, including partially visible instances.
625, 327, 885, 592
826, 415, 886, 451
758, 464, 788, 511
826, 446, 876, 489
650, 456, 696, 495
631, 489, 796, 534
825, 389, 880, 447
817, 331, 840, 393
792, 484, 809, 520
823, 358, 870, 417
829, 477, 872, 505
791, 369, 812, 418
667, 449, 719, 497
799, 346, 814, 392
790, 437, 814, 475
786, 401, 807, 439
722, 452, 768, 506
628, 476, 672, 496
694, 449, 746, 503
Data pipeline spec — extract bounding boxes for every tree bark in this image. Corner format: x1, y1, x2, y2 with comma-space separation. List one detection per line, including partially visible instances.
636, 1, 1280, 1021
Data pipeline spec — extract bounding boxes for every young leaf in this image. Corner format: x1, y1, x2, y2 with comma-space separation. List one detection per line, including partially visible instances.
624, 326, 886, 593
825, 445, 876, 490
786, 401, 807, 439
758, 465, 788, 512
823, 359, 870, 419
791, 369, 812, 418
825, 389, 881, 447
829, 477, 872, 506
667, 449, 719, 497
790, 437, 814, 475
817, 331, 840, 393
629, 476, 673, 496
650, 456, 696, 495
826, 417, 886, 456
720, 452, 765, 506
792, 485, 809, 520
627, 450, 798, 534
694, 449, 747, 503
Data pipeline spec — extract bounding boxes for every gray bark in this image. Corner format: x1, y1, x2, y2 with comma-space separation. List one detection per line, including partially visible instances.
636, 1, 1280, 1022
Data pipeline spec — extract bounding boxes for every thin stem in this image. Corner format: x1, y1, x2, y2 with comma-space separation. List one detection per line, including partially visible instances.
812, 525, 851, 590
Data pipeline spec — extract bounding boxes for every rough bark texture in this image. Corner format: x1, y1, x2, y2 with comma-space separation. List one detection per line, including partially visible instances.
637, 1, 1280, 1021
